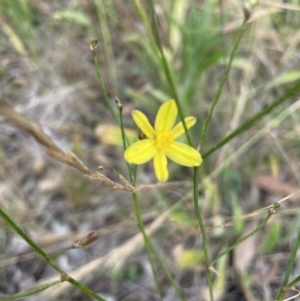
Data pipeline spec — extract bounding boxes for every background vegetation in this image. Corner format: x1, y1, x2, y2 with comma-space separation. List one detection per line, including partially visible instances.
1, 0, 300, 300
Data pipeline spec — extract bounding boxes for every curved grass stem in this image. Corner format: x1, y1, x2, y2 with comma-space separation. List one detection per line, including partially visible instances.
92, 41, 166, 299
0, 279, 62, 301
145, 0, 192, 145
115, 98, 133, 182
132, 193, 163, 301
193, 166, 214, 301
276, 229, 300, 300
191, 16, 248, 301
210, 211, 273, 266
95, 0, 118, 96
198, 21, 247, 149
202, 79, 300, 160
91, 49, 119, 125
146, 237, 186, 301
0, 208, 107, 301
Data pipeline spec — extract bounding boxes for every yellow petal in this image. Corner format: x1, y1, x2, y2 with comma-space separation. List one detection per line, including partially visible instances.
155, 99, 178, 132
165, 141, 202, 167
171, 116, 196, 139
154, 150, 168, 182
124, 140, 157, 164
132, 110, 155, 140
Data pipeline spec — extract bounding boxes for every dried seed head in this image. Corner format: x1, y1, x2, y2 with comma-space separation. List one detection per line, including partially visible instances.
73, 231, 99, 248
90, 39, 98, 51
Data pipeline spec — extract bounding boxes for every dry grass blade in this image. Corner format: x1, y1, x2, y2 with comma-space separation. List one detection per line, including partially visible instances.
0, 99, 132, 191
86, 171, 134, 192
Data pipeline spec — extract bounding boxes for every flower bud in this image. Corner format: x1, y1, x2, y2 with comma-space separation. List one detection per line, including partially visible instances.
73, 231, 99, 248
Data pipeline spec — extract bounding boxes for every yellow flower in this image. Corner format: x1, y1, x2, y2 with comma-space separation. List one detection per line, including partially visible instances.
124, 99, 202, 182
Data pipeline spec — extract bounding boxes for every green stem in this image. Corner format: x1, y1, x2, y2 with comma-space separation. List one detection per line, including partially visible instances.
146, 238, 185, 301
0, 279, 61, 301
132, 193, 163, 300
117, 100, 161, 297
0, 208, 107, 301
277, 229, 300, 300
95, 0, 118, 96
202, 79, 300, 159
131, 0, 158, 56
116, 99, 134, 183
51, 246, 72, 260
192, 24, 248, 301
93, 42, 162, 299
199, 21, 247, 149
210, 212, 272, 266
146, 0, 192, 146
286, 275, 300, 289
125, 153, 184, 299
193, 166, 214, 301
92, 50, 119, 125
190, 9, 248, 301
68, 277, 107, 301
91, 48, 130, 151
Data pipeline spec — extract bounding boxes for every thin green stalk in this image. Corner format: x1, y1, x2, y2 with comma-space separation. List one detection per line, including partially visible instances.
93, 49, 162, 297
0, 279, 61, 301
286, 275, 300, 289
192, 21, 248, 301
68, 277, 107, 301
51, 246, 72, 260
0, 208, 107, 301
95, 0, 118, 96
199, 21, 247, 149
210, 211, 272, 266
91, 44, 130, 148
131, 0, 159, 60
117, 102, 184, 298
115, 98, 133, 182
146, 0, 192, 146
277, 229, 300, 300
132, 193, 163, 300
202, 79, 300, 159
126, 157, 185, 299
193, 167, 214, 301
147, 232, 186, 301
114, 5, 185, 297
91, 49, 119, 125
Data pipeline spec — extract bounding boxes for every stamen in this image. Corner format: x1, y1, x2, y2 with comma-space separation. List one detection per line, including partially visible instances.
156, 132, 174, 149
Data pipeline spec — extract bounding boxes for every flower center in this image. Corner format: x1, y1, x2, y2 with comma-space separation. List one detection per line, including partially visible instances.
156, 132, 174, 149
